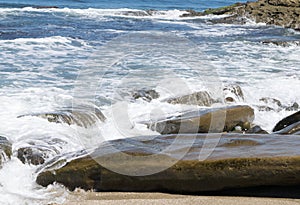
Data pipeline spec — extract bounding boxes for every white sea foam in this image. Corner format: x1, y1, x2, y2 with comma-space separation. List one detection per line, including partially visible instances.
0, 7, 191, 20
0, 8, 299, 203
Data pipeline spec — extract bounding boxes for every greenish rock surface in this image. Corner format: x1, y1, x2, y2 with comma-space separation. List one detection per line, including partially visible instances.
36, 133, 300, 193
147, 105, 254, 134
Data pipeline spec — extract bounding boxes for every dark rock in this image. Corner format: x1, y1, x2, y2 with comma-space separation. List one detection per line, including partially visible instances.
223, 84, 245, 103
147, 105, 254, 134
17, 147, 45, 165
285, 102, 299, 111
258, 97, 282, 112
37, 133, 300, 192
132, 89, 160, 102
16, 138, 66, 165
34, 6, 59, 9
273, 121, 300, 135
164, 91, 214, 107
0, 136, 12, 165
246, 125, 269, 134
260, 97, 282, 107
262, 40, 300, 47
273, 111, 300, 132
256, 105, 275, 112
18, 106, 106, 128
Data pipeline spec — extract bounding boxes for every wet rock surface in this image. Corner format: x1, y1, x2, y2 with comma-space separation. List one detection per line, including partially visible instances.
147, 105, 254, 134
182, 0, 300, 30
36, 133, 300, 193
164, 91, 214, 107
18, 106, 106, 128
132, 89, 160, 102
16, 137, 67, 165
273, 111, 300, 132
223, 84, 245, 104
0, 136, 12, 165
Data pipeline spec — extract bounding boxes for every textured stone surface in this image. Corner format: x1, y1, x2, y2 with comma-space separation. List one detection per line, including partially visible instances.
0, 136, 12, 166
147, 105, 254, 134
164, 91, 214, 107
182, 0, 300, 30
18, 106, 106, 128
37, 133, 300, 192
273, 111, 300, 132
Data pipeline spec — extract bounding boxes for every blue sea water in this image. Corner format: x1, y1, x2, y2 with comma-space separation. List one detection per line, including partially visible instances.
0, 0, 299, 204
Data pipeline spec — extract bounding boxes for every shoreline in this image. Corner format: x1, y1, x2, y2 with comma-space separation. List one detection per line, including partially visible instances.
58, 192, 300, 205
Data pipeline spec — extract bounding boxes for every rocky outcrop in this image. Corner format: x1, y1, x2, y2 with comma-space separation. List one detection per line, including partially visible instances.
17, 146, 61, 165
164, 91, 214, 107
132, 89, 160, 102
16, 137, 67, 165
273, 111, 300, 132
18, 106, 106, 128
147, 105, 254, 134
36, 133, 300, 193
223, 84, 245, 103
182, 0, 300, 30
0, 136, 12, 166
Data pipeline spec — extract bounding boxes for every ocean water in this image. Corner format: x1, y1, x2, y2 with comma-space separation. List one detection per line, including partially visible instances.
0, 0, 300, 204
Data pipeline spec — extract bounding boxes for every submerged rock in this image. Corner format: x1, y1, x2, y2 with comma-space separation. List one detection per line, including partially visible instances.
132, 89, 160, 102
37, 133, 300, 193
18, 106, 106, 128
0, 136, 12, 165
273, 111, 300, 132
285, 102, 299, 111
147, 105, 254, 134
246, 125, 269, 134
164, 91, 214, 107
16, 138, 66, 165
256, 98, 298, 112
262, 40, 300, 47
17, 147, 45, 165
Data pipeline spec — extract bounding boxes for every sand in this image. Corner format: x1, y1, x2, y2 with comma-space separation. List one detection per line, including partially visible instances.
58, 191, 300, 205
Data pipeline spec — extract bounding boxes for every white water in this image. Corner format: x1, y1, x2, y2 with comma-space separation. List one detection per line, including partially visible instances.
0, 9, 299, 204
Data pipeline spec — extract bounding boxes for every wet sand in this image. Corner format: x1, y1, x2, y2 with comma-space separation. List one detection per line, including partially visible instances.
59, 191, 300, 205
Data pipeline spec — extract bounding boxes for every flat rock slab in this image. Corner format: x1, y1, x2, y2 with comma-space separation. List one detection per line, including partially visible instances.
37, 133, 300, 193
147, 105, 254, 134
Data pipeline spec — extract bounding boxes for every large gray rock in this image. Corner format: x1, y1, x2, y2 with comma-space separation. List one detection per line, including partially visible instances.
147, 105, 254, 134
36, 133, 300, 193
18, 106, 106, 128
